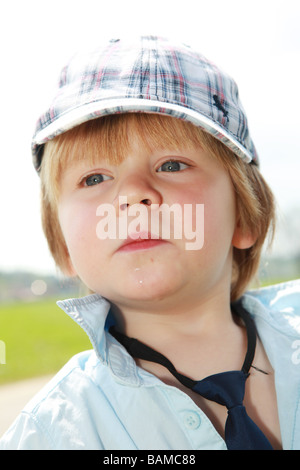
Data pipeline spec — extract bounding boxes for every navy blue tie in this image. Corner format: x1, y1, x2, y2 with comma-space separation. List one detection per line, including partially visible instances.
110, 301, 273, 450
192, 370, 272, 449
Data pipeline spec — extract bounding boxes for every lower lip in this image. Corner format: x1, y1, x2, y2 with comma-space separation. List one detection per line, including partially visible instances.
117, 239, 167, 253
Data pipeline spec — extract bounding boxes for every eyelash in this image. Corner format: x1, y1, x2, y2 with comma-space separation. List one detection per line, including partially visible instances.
156, 160, 190, 172
80, 159, 191, 187
81, 173, 112, 187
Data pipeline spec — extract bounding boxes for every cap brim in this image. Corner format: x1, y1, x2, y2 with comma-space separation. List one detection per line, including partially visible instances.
33, 98, 254, 171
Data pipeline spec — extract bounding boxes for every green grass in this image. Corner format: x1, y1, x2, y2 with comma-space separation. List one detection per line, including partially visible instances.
0, 298, 91, 384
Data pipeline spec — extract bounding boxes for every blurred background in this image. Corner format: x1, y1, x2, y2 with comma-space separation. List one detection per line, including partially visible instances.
0, 0, 299, 430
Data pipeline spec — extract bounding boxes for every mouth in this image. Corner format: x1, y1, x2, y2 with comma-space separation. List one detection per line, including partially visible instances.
116, 232, 169, 253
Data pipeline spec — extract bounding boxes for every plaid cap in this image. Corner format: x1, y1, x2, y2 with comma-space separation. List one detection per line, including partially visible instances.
32, 36, 259, 171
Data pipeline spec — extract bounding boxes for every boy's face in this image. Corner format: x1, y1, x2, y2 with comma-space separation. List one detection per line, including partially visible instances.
58, 122, 244, 312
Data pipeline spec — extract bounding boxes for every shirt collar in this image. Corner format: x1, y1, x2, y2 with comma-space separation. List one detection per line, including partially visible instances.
242, 279, 300, 339
57, 294, 112, 364
57, 294, 144, 386
57, 279, 300, 387
57, 280, 300, 355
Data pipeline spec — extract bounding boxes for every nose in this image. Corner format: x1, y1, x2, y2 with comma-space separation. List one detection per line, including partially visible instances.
113, 175, 163, 214
119, 198, 151, 211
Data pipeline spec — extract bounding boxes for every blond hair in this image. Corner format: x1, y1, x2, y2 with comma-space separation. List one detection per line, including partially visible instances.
40, 114, 276, 301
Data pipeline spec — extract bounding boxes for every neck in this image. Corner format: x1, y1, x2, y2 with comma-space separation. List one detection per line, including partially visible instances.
112, 287, 241, 350
113, 302, 247, 383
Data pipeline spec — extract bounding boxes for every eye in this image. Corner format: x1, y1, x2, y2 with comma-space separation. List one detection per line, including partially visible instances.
83, 173, 112, 186
157, 160, 190, 172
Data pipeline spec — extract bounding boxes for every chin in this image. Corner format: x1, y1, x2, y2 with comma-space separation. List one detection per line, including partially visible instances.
106, 274, 184, 308
84, 255, 188, 305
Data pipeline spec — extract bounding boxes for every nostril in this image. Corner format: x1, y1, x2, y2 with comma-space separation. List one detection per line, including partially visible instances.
141, 199, 152, 205
119, 199, 152, 210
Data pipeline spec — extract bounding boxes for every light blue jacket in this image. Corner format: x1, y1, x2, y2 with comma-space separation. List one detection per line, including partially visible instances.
1, 280, 300, 450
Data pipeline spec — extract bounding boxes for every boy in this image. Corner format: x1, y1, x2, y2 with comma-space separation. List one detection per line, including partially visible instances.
1, 36, 300, 450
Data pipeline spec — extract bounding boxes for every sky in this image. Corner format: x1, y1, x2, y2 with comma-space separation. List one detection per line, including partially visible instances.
0, 0, 299, 275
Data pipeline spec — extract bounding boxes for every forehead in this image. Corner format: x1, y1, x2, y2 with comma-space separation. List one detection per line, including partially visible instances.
40, 113, 235, 205
52, 113, 209, 169
41, 113, 228, 205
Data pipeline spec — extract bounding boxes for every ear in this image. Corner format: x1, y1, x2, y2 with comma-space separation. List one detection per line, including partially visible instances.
232, 220, 257, 249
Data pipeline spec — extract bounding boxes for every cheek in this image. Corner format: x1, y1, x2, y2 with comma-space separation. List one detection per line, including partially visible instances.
202, 185, 236, 254
58, 201, 113, 290
175, 179, 236, 254
58, 201, 100, 261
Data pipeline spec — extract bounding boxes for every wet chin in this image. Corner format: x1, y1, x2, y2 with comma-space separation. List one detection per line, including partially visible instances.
100, 264, 185, 305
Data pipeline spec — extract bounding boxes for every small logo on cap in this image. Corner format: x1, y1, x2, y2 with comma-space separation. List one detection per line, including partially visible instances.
213, 94, 229, 120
